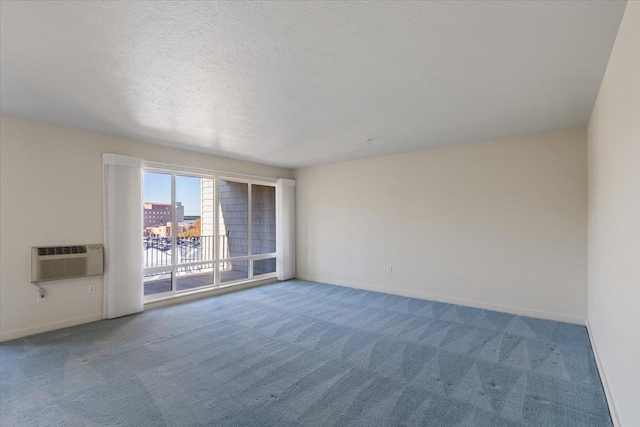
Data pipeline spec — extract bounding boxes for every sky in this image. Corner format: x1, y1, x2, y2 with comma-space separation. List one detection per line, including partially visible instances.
143, 172, 202, 216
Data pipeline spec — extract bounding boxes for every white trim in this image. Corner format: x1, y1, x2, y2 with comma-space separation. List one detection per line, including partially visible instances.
142, 265, 174, 275
143, 160, 277, 185
215, 252, 277, 262
145, 277, 276, 309
0, 313, 103, 342
278, 178, 296, 187
144, 259, 228, 275
295, 275, 586, 325
586, 319, 621, 427
214, 176, 220, 286
103, 153, 142, 167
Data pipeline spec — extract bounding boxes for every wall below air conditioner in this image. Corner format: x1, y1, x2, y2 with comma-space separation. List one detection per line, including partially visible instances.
0, 116, 293, 341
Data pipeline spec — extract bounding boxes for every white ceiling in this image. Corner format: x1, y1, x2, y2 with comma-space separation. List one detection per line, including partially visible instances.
0, 1, 627, 168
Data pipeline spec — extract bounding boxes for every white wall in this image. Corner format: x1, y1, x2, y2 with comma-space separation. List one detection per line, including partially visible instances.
0, 116, 292, 341
587, 2, 640, 426
295, 128, 587, 323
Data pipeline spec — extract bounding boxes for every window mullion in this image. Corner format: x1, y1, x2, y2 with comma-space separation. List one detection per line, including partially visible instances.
214, 177, 220, 286
248, 183, 252, 279
171, 172, 177, 296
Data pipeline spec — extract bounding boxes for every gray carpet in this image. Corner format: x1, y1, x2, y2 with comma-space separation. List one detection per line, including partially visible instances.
0, 280, 611, 426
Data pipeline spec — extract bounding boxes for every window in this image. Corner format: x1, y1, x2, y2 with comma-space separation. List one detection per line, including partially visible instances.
142, 168, 277, 301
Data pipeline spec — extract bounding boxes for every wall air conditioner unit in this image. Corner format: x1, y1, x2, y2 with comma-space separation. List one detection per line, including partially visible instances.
31, 244, 104, 283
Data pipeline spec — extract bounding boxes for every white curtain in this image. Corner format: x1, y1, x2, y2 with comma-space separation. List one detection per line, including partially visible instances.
103, 154, 143, 319
276, 178, 296, 280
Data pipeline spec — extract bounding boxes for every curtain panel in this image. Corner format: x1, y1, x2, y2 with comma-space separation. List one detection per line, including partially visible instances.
276, 178, 296, 281
102, 153, 143, 319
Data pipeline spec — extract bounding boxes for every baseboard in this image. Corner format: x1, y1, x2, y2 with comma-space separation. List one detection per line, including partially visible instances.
0, 279, 278, 342
295, 275, 586, 325
0, 278, 276, 342
586, 319, 621, 427
0, 313, 103, 342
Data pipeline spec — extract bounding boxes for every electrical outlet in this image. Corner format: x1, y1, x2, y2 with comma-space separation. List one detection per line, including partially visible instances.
386, 265, 392, 273
37, 288, 46, 302
88, 284, 96, 294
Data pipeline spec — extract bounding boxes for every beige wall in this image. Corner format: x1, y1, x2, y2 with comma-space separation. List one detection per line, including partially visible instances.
587, 2, 640, 426
295, 128, 588, 323
0, 116, 292, 341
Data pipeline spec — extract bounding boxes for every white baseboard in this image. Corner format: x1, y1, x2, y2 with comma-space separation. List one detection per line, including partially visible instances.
586, 319, 621, 427
295, 275, 586, 325
0, 313, 103, 342
0, 278, 278, 342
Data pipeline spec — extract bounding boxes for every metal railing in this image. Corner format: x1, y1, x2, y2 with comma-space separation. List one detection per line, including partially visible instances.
143, 235, 228, 268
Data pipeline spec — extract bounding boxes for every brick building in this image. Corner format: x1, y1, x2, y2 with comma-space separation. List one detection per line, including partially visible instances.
144, 202, 184, 228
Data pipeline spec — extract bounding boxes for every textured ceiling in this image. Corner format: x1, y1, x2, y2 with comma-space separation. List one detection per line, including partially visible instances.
0, 1, 627, 168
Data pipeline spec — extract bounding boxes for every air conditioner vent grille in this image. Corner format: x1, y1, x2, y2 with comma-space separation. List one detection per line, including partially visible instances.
37, 246, 87, 256
38, 257, 88, 281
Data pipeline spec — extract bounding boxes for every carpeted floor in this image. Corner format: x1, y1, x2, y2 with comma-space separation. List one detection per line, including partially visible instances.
0, 280, 611, 426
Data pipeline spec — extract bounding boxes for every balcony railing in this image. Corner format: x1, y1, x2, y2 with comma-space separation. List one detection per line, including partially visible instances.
143, 235, 228, 268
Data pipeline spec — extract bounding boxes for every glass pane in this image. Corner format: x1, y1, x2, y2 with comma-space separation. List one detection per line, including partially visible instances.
218, 180, 248, 258
176, 264, 214, 292
176, 176, 214, 263
143, 237, 172, 268
144, 271, 172, 296
253, 258, 276, 276
251, 185, 276, 255
220, 260, 249, 284
200, 178, 215, 261
143, 172, 172, 269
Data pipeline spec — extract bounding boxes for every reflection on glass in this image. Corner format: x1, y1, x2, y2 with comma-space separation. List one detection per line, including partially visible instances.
251, 185, 276, 255
253, 258, 276, 276
144, 271, 172, 295
176, 175, 214, 264
143, 172, 173, 269
218, 180, 248, 258
220, 260, 249, 284
176, 264, 214, 292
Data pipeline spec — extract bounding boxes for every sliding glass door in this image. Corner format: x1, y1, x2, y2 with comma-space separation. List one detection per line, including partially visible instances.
142, 170, 277, 300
